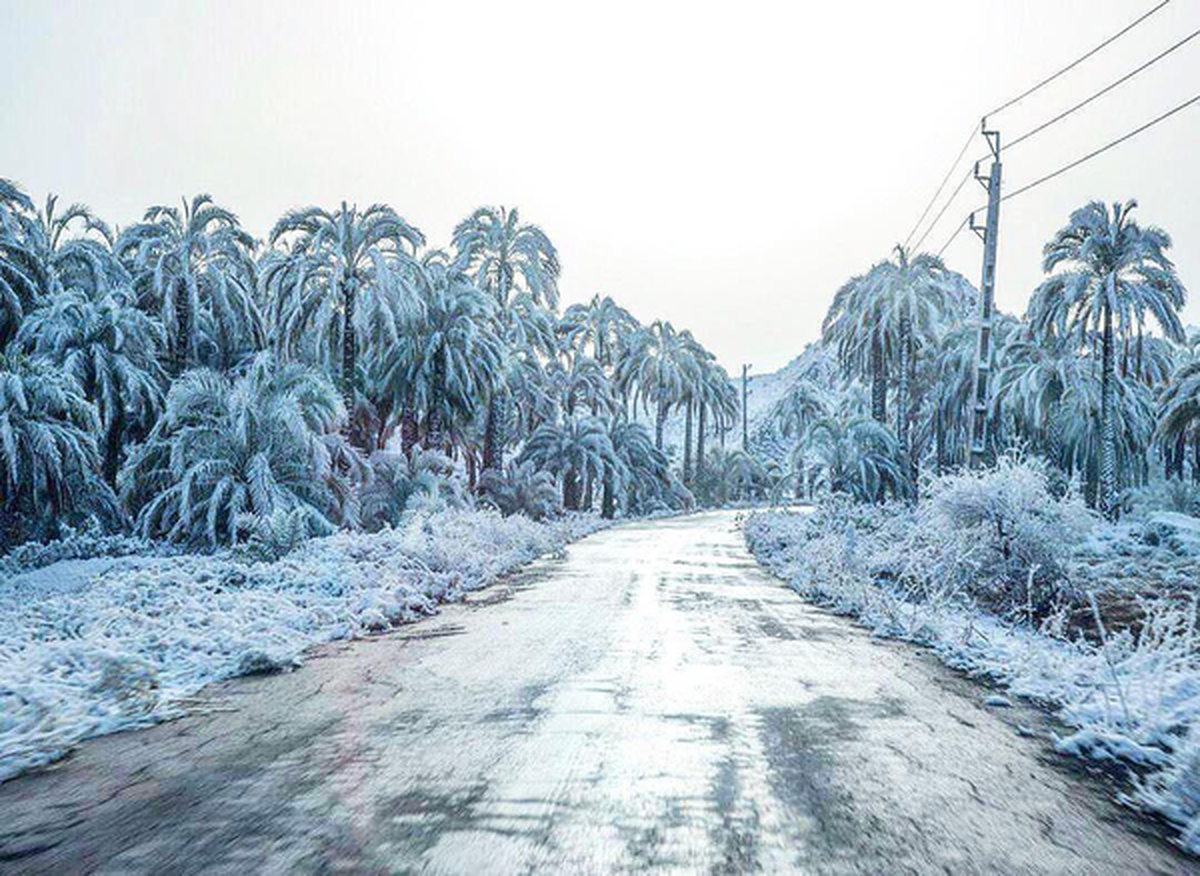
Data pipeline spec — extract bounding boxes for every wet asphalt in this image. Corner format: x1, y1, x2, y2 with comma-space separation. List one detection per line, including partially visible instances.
0, 510, 1195, 875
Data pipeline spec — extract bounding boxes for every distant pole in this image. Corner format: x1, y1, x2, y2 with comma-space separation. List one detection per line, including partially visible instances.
741, 364, 751, 451
968, 121, 1002, 469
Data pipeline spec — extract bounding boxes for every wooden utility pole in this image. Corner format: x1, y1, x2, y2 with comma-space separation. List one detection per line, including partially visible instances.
741, 364, 751, 451
968, 122, 1002, 469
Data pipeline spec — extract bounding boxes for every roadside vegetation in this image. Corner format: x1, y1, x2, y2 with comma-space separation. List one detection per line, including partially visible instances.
749, 199, 1200, 852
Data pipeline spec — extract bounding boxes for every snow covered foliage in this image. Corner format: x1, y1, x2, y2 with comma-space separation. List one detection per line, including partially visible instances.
0, 507, 607, 782
746, 456, 1200, 852
119, 354, 357, 546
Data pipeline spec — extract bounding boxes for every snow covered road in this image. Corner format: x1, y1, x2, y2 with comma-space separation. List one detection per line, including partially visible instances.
0, 511, 1192, 874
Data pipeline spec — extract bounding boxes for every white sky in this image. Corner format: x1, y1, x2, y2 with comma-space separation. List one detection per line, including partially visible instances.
2, 0, 1198, 373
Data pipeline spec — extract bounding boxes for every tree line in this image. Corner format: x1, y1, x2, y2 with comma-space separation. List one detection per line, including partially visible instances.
773, 199, 1195, 517
0, 184, 747, 548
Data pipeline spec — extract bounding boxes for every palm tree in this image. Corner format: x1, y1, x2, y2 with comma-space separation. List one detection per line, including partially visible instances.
1158, 359, 1200, 483
0, 353, 114, 546
1, 181, 122, 348
18, 289, 167, 484
452, 206, 561, 473
801, 414, 905, 503
120, 353, 357, 546
771, 379, 830, 498
263, 202, 424, 413
520, 414, 616, 510
871, 247, 963, 493
694, 360, 738, 485
607, 415, 683, 516
1035, 200, 1187, 517
823, 268, 891, 425
116, 195, 263, 374
560, 294, 637, 369
619, 320, 701, 452
406, 252, 503, 452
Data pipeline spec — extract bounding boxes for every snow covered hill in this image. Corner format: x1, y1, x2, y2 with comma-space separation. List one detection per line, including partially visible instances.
645, 342, 838, 464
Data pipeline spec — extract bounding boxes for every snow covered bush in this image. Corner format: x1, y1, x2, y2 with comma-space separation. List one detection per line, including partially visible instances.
479, 459, 561, 521
118, 354, 361, 547
0, 506, 608, 782
0, 525, 156, 577
360, 448, 471, 531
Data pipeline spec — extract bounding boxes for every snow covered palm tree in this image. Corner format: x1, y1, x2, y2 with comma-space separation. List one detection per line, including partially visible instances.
1, 181, 122, 348
802, 415, 905, 503
1157, 359, 1200, 482
264, 202, 425, 415
771, 379, 830, 498
0, 353, 114, 546
406, 252, 503, 452
452, 206, 560, 472
117, 195, 263, 374
120, 354, 355, 547
1035, 200, 1187, 517
18, 289, 166, 484
559, 295, 637, 369
520, 414, 617, 510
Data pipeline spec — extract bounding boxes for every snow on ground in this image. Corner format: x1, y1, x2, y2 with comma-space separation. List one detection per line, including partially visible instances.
746, 506, 1200, 854
0, 509, 607, 783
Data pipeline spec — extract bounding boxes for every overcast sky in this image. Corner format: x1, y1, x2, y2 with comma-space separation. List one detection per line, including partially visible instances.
2, 0, 1197, 373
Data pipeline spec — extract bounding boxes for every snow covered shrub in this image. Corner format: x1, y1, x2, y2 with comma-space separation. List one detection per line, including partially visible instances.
1138, 727, 1200, 855
361, 449, 471, 531
1124, 480, 1200, 519
235, 506, 334, 562
479, 459, 561, 521
118, 355, 359, 548
919, 455, 1095, 617
0, 524, 154, 577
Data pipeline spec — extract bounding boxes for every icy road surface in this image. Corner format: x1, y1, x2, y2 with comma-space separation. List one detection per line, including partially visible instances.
0, 511, 1192, 874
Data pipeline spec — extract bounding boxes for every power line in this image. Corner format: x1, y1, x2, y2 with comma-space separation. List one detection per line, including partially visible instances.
912, 164, 974, 253
937, 90, 1199, 256
936, 212, 979, 259
986, 0, 1173, 119
1002, 91, 1199, 202
1002, 25, 1200, 154
902, 123, 978, 251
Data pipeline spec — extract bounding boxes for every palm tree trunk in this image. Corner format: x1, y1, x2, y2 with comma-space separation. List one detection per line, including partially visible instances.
1048, 400, 1065, 472
871, 326, 887, 425
341, 277, 357, 414
601, 466, 616, 519
400, 394, 418, 459
1171, 433, 1187, 480
482, 400, 500, 472
563, 469, 581, 511
426, 348, 446, 451
683, 399, 693, 484
467, 449, 477, 491
1099, 303, 1118, 520
655, 398, 667, 451
696, 403, 707, 481
103, 400, 125, 488
1193, 436, 1200, 485
173, 276, 190, 375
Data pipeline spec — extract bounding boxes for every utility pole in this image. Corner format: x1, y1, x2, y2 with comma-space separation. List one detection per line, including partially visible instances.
967, 121, 1001, 469
741, 364, 751, 451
